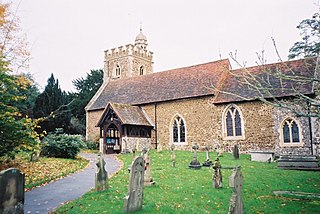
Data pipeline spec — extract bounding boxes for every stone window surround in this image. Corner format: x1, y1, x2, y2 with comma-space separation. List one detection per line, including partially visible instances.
279, 117, 304, 147
170, 113, 187, 145
221, 104, 245, 141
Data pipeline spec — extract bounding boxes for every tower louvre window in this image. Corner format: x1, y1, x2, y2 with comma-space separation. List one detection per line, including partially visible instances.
115, 65, 121, 76
140, 66, 144, 75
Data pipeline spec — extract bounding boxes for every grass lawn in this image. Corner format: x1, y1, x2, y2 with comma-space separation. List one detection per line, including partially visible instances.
0, 152, 89, 190
55, 150, 320, 213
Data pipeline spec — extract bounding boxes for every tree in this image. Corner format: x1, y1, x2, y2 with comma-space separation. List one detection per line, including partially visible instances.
69, 69, 103, 134
33, 74, 71, 134
10, 73, 39, 117
0, 2, 29, 72
0, 3, 40, 158
288, 12, 320, 59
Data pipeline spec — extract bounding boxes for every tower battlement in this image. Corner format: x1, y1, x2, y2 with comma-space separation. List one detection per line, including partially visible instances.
105, 44, 153, 61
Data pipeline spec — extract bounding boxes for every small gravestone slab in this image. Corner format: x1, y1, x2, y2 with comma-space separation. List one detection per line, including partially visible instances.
143, 149, 155, 186
0, 168, 25, 214
95, 155, 108, 191
189, 145, 201, 169
203, 146, 213, 167
218, 149, 224, 157
170, 145, 176, 168
233, 144, 239, 160
212, 158, 222, 188
124, 156, 145, 213
228, 167, 244, 214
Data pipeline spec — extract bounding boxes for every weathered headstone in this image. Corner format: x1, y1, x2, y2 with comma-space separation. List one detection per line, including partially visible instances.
218, 149, 224, 157
233, 144, 240, 160
228, 167, 244, 214
212, 158, 222, 188
203, 146, 213, 167
170, 144, 176, 167
0, 168, 25, 214
143, 149, 155, 186
189, 145, 201, 169
95, 155, 108, 191
124, 156, 145, 213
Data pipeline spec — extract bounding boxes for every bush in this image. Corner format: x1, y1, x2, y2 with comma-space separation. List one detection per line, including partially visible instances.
84, 140, 98, 150
41, 133, 86, 159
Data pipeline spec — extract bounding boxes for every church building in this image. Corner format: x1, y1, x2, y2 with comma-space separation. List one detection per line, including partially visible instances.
85, 30, 320, 156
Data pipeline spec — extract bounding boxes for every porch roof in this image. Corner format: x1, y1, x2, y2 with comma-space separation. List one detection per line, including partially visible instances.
96, 102, 153, 127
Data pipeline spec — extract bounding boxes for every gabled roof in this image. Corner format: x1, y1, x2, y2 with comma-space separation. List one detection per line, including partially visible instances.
213, 57, 318, 104
87, 59, 230, 111
96, 102, 153, 127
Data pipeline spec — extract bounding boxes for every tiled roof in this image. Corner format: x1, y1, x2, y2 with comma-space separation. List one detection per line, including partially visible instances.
213, 57, 318, 104
87, 59, 230, 111
96, 102, 153, 127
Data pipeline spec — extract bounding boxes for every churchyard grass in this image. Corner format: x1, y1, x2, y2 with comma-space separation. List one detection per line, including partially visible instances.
0, 152, 89, 190
55, 150, 320, 213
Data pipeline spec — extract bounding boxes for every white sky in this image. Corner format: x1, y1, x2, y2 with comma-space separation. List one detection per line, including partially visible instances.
10, 0, 318, 92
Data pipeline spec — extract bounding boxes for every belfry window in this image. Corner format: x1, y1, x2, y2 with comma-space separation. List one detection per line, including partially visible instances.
223, 105, 244, 140
172, 116, 186, 144
281, 118, 301, 146
140, 66, 144, 75
115, 65, 121, 76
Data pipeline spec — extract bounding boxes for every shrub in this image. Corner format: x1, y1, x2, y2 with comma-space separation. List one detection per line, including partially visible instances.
41, 133, 86, 159
84, 140, 98, 150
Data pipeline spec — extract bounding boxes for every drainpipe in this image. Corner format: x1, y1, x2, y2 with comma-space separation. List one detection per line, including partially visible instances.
155, 103, 158, 149
307, 101, 314, 155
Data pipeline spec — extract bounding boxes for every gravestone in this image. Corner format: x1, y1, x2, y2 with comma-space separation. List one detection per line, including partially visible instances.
0, 168, 25, 214
212, 158, 222, 188
218, 149, 224, 157
170, 145, 176, 167
189, 145, 201, 169
124, 156, 145, 213
203, 146, 213, 167
228, 167, 244, 214
143, 149, 155, 186
95, 155, 108, 191
233, 144, 240, 160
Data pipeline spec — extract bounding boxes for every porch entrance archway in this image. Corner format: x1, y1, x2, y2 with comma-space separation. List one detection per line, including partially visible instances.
105, 124, 121, 154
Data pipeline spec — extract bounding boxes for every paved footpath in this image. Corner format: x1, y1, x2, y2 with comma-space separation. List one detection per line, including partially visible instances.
24, 153, 121, 214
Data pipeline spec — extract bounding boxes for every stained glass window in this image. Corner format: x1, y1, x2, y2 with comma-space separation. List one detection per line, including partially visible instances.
172, 116, 186, 143
282, 118, 301, 145
292, 121, 300, 143
226, 111, 233, 136
224, 105, 243, 138
283, 122, 290, 143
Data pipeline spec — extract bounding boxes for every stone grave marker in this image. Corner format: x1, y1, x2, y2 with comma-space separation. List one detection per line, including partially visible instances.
124, 156, 145, 213
218, 149, 224, 157
212, 158, 222, 188
233, 144, 240, 160
228, 166, 244, 214
95, 155, 108, 191
143, 149, 155, 186
170, 144, 176, 167
189, 144, 201, 169
0, 168, 25, 214
203, 146, 213, 167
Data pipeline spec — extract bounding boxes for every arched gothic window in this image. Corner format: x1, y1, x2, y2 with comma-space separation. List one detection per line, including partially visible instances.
223, 105, 244, 140
172, 116, 186, 144
139, 66, 144, 75
115, 65, 121, 76
281, 118, 302, 146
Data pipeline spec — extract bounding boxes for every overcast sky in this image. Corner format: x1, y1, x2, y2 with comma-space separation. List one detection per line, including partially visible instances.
11, 0, 318, 92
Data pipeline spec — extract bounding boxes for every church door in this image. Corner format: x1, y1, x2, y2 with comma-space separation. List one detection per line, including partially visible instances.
105, 124, 121, 154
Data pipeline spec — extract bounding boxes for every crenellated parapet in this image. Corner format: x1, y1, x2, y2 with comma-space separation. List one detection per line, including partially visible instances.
105, 44, 153, 61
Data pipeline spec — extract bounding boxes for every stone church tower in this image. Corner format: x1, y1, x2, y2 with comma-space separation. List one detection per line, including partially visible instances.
103, 29, 154, 82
